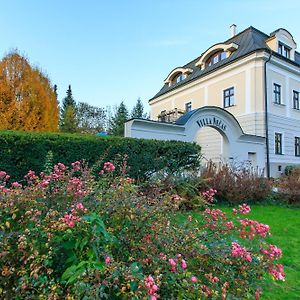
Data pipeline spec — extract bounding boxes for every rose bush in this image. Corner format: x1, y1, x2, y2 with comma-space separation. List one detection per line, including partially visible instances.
0, 159, 285, 299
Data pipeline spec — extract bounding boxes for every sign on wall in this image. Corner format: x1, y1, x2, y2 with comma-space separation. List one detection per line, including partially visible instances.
196, 116, 227, 132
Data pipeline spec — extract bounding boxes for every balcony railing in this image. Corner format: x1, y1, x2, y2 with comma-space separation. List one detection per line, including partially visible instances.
157, 108, 185, 123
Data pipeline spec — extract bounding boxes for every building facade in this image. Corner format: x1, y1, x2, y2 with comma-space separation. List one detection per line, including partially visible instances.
125, 25, 300, 177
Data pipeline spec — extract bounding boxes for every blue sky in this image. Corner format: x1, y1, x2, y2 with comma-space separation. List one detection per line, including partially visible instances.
1, 0, 300, 113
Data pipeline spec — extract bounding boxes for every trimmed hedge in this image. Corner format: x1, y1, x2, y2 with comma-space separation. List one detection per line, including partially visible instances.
0, 131, 201, 182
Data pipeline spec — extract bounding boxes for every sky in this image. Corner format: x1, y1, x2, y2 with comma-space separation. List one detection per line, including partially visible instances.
1, 0, 300, 113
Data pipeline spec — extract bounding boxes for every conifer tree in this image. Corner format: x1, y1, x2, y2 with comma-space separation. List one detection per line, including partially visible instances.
61, 105, 78, 133
109, 101, 129, 136
131, 97, 147, 119
60, 85, 78, 132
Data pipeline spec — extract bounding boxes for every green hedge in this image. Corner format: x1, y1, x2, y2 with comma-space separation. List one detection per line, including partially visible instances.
0, 131, 201, 182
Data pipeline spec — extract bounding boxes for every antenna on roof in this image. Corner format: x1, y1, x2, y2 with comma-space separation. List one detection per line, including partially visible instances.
230, 24, 237, 37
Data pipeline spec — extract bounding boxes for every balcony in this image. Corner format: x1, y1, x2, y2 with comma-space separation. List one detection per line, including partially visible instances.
157, 108, 185, 123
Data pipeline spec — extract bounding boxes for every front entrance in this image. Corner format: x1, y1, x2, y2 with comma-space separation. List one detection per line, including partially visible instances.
125, 106, 266, 173
195, 126, 229, 163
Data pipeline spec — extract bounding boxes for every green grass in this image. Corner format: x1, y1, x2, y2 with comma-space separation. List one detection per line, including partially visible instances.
219, 205, 300, 300
179, 205, 300, 299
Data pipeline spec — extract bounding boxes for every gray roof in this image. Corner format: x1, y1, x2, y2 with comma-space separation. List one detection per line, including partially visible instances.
150, 26, 300, 102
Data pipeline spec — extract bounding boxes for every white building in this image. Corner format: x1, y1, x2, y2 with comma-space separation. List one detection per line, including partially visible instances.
125, 25, 300, 177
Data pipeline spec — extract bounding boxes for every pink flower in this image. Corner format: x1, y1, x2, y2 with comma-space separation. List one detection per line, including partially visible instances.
168, 258, 176, 267
181, 259, 187, 269
225, 221, 234, 231
0, 171, 7, 179
188, 215, 193, 221
144, 275, 159, 298
231, 242, 252, 262
202, 188, 217, 202
262, 244, 282, 260
191, 276, 198, 283
76, 203, 85, 210
12, 182, 22, 188
269, 264, 285, 281
239, 203, 251, 215
239, 219, 269, 239
103, 162, 115, 172
105, 256, 111, 264
71, 161, 81, 172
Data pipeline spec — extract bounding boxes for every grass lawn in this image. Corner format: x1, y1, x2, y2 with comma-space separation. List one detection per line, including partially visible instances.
181, 205, 300, 300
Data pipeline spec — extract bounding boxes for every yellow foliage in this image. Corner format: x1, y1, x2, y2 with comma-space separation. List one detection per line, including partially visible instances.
0, 51, 59, 132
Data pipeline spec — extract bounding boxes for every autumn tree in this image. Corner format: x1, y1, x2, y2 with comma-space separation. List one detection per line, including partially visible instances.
0, 51, 59, 131
60, 85, 78, 132
77, 102, 106, 134
131, 97, 147, 119
109, 101, 129, 136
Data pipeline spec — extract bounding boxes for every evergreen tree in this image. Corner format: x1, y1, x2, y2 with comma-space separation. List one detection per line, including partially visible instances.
109, 101, 129, 136
62, 85, 76, 111
61, 105, 78, 133
54, 84, 58, 99
131, 97, 147, 119
60, 85, 78, 132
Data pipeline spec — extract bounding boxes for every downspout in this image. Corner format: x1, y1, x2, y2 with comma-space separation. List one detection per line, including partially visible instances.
264, 50, 272, 178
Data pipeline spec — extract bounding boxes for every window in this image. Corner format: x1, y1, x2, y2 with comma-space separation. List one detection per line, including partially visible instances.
293, 90, 299, 110
275, 133, 283, 155
223, 87, 234, 107
207, 51, 226, 67
295, 137, 300, 156
185, 102, 192, 112
278, 42, 290, 59
175, 74, 185, 84
273, 83, 281, 104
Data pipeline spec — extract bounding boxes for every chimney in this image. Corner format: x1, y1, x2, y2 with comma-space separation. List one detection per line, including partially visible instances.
230, 24, 237, 37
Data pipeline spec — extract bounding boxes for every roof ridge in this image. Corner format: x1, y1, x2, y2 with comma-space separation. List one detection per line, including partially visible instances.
182, 26, 269, 68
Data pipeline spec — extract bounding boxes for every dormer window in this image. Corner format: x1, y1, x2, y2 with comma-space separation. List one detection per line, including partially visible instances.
207, 51, 227, 67
164, 68, 193, 86
175, 73, 185, 84
278, 42, 290, 59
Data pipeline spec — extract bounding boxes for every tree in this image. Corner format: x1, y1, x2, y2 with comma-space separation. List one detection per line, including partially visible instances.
77, 102, 106, 134
0, 50, 59, 131
60, 85, 78, 132
61, 105, 78, 133
109, 101, 129, 136
131, 97, 148, 119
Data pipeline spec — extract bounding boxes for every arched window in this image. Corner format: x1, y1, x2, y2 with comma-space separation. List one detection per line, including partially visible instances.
206, 51, 226, 67
175, 73, 185, 83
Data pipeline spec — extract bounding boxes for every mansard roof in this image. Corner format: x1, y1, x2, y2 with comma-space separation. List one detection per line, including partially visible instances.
150, 26, 300, 102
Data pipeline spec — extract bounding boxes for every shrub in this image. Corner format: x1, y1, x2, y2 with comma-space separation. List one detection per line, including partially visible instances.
284, 164, 300, 176
278, 168, 300, 204
0, 130, 200, 182
201, 161, 272, 204
0, 160, 285, 299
